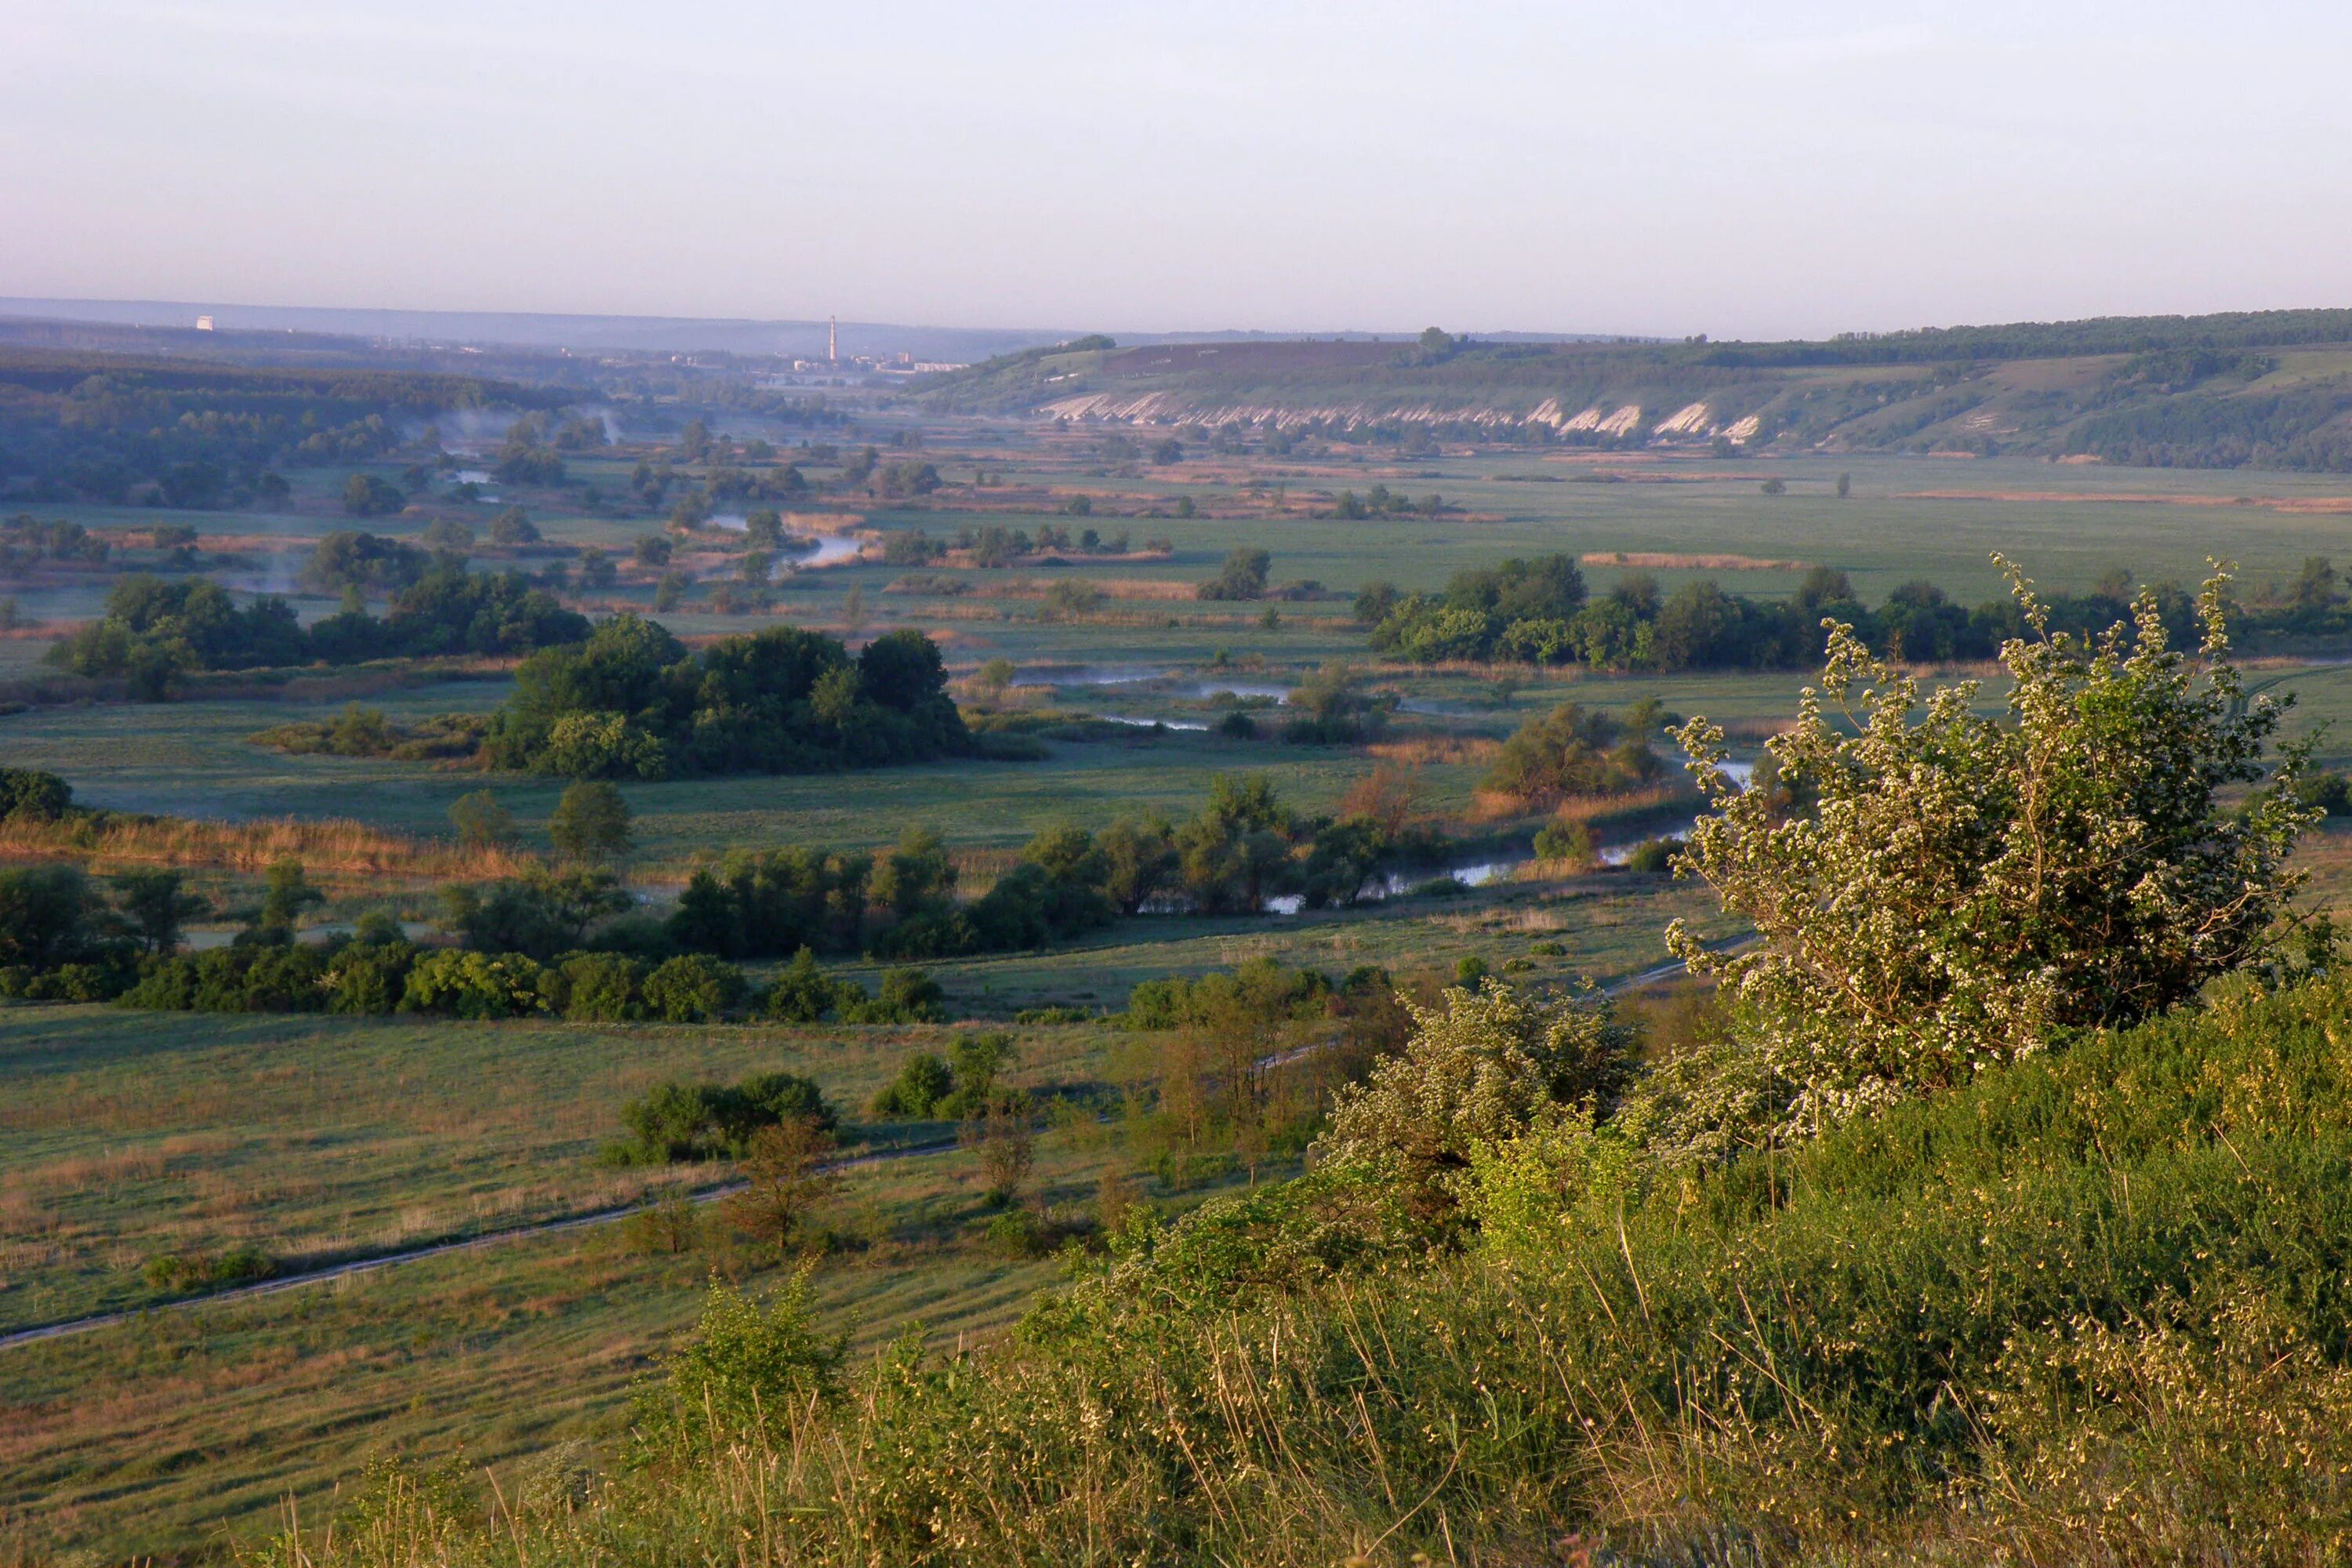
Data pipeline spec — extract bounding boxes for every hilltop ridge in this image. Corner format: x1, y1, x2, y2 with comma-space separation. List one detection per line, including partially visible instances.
916, 308, 2352, 471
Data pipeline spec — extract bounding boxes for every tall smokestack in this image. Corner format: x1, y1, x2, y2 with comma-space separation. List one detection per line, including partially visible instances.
829, 316, 837, 363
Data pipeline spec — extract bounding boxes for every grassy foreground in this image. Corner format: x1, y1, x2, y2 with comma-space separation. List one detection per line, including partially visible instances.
241, 971, 2352, 1567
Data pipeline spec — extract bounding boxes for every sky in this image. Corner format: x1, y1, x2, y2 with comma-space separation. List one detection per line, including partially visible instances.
9, 0, 2352, 339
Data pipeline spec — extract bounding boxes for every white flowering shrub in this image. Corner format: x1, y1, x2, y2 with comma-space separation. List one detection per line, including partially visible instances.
1323, 978, 1635, 1211
1664, 558, 2315, 1149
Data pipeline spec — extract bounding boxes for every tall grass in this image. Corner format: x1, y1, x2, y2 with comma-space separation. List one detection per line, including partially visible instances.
252, 975, 2352, 1566
0, 812, 535, 881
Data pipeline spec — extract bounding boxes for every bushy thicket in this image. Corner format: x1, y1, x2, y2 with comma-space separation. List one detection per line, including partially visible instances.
480, 616, 968, 779
614, 1071, 837, 1163
1481, 695, 1668, 804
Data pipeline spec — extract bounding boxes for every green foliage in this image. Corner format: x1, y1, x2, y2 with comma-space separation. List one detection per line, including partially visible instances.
483, 616, 969, 780
553, 951, 646, 1022
339, 474, 408, 517
632, 1269, 844, 1453
111, 868, 205, 954
1483, 699, 1663, 804
439, 868, 630, 960
840, 967, 947, 1025
447, 789, 514, 848
0, 766, 72, 821
303, 529, 426, 592
398, 949, 551, 1018
1196, 547, 1270, 601
0, 863, 127, 975
618, 1070, 836, 1163
1530, 819, 1593, 864
256, 858, 325, 937
868, 1051, 955, 1119
1125, 958, 1330, 1032
141, 1243, 275, 1294
641, 953, 748, 1023
46, 575, 307, 695
1666, 560, 2314, 1155
549, 780, 633, 862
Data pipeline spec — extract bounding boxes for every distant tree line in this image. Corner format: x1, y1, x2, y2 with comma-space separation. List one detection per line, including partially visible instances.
1357, 554, 2352, 672
0, 347, 556, 506
46, 565, 586, 697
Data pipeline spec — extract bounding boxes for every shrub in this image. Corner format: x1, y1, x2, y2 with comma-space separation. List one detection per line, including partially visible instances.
440, 869, 630, 960
1667, 561, 2314, 1151
549, 781, 633, 862
1620, 837, 1675, 873
1532, 820, 1594, 864
0, 767, 71, 822
143, 1243, 276, 1294
400, 949, 550, 1018
631, 1269, 844, 1454
760, 947, 857, 1022
557, 951, 645, 1021
642, 953, 748, 1022
840, 967, 946, 1025
1324, 978, 1637, 1214
1197, 548, 1270, 601
620, 1072, 836, 1163
869, 1051, 955, 1119
321, 939, 416, 1014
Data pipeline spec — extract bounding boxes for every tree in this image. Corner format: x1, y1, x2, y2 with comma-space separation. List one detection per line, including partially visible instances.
1664, 560, 2314, 1156
341, 474, 405, 517
962, 1094, 1034, 1207
448, 789, 515, 849
1098, 813, 1179, 915
0, 865, 115, 970
113, 869, 206, 954
422, 520, 474, 555
1197, 548, 1272, 601
256, 859, 325, 938
1835, 471, 1853, 499
549, 781, 633, 862
623, 1192, 701, 1255
490, 507, 540, 546
721, 1119, 842, 1261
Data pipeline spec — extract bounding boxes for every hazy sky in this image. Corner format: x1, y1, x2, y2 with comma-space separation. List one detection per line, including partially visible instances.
10, 0, 2352, 338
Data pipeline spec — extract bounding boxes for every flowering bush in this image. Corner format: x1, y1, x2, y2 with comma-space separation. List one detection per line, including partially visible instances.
1664, 559, 2314, 1152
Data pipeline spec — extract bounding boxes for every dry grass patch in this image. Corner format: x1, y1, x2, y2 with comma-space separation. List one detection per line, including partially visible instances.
0, 813, 535, 883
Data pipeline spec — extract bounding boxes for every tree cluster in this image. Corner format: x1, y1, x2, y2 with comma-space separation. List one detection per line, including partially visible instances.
481, 617, 968, 779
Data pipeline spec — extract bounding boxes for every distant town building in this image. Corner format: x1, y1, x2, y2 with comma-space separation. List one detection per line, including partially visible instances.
828, 316, 837, 362
195, 314, 215, 331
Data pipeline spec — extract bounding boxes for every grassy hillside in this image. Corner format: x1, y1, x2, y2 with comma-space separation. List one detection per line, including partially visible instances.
251, 971, 2352, 1566
916, 310, 2352, 471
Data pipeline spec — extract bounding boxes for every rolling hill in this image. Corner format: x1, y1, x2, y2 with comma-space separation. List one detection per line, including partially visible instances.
916, 310, 2352, 471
